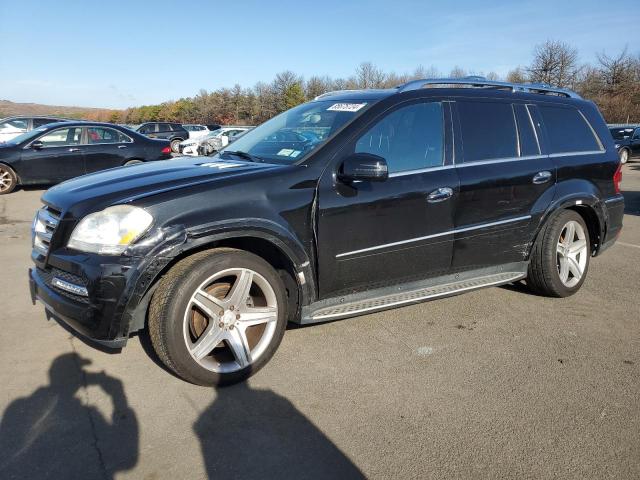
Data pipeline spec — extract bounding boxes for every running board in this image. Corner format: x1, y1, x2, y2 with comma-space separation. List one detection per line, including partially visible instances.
300, 265, 527, 324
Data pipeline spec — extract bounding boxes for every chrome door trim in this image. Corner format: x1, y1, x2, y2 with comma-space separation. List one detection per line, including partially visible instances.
335, 215, 531, 258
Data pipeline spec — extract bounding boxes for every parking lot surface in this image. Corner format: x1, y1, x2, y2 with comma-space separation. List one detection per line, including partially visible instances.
1, 165, 639, 479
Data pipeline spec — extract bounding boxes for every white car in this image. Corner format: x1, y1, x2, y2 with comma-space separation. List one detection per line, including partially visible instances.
0, 116, 66, 143
178, 127, 253, 156
182, 124, 210, 140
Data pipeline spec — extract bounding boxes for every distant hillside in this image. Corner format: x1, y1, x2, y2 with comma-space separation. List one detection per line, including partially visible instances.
0, 100, 122, 121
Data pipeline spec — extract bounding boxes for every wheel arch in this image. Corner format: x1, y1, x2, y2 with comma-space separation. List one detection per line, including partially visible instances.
530, 195, 604, 259
125, 226, 315, 335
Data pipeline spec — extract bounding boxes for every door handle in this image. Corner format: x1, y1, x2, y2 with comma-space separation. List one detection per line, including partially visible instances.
118, 145, 127, 149
427, 187, 454, 203
532, 171, 552, 184
68, 147, 81, 152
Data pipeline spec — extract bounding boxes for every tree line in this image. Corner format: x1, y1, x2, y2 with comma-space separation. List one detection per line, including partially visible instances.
83, 40, 640, 126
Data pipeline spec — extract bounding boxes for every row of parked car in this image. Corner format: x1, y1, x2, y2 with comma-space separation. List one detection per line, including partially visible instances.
608, 125, 640, 164
0, 116, 253, 194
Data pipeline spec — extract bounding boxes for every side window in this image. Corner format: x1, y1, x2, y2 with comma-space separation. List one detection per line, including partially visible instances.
355, 101, 444, 173
538, 105, 601, 153
0, 119, 28, 131
514, 104, 540, 156
87, 127, 122, 144
633, 129, 640, 140
159, 123, 171, 132
37, 127, 82, 146
33, 118, 56, 128
457, 101, 518, 162
139, 125, 151, 134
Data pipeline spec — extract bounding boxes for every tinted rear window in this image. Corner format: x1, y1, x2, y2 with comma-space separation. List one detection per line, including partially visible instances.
538, 105, 601, 153
458, 101, 518, 162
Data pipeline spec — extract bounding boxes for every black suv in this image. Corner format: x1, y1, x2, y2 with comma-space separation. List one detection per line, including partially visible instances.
29, 78, 624, 386
136, 122, 188, 153
609, 125, 640, 164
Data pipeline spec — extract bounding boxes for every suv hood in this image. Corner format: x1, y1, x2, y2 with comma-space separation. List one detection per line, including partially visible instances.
43, 156, 286, 214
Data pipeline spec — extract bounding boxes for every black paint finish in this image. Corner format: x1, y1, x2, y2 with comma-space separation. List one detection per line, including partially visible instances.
29, 88, 624, 346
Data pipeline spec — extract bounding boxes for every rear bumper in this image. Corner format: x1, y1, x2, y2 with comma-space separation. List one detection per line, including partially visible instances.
599, 194, 624, 254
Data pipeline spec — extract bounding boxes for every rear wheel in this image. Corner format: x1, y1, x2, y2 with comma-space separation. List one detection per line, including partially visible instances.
124, 159, 144, 166
0, 165, 17, 195
619, 149, 629, 164
148, 248, 287, 386
170, 139, 182, 153
527, 210, 590, 297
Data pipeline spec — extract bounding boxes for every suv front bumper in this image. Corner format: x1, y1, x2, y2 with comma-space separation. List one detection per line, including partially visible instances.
28, 252, 143, 349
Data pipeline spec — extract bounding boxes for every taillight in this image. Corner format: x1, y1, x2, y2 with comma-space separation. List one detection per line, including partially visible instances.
613, 162, 622, 194
161, 146, 171, 154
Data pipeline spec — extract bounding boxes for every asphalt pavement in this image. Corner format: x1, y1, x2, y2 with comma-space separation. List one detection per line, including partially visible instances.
1, 164, 639, 479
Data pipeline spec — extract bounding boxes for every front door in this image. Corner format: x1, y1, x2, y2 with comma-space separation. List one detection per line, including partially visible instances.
317, 100, 458, 298
20, 126, 85, 183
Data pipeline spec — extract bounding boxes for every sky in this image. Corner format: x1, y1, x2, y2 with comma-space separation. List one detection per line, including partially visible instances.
0, 0, 636, 109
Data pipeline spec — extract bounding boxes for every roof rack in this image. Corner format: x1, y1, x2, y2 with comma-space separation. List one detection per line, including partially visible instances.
314, 89, 365, 100
396, 76, 581, 99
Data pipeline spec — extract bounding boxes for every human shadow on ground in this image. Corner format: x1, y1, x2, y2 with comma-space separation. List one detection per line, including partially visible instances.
195, 381, 365, 480
0, 353, 138, 480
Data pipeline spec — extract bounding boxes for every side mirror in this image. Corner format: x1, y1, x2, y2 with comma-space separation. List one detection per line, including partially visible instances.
338, 153, 388, 182
31, 141, 44, 150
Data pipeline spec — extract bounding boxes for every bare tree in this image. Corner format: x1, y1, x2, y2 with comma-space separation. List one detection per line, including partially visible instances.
527, 40, 581, 88
355, 62, 386, 88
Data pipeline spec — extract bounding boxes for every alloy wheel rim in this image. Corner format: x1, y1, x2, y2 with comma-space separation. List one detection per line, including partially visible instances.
620, 150, 628, 163
183, 268, 278, 373
0, 168, 12, 192
556, 220, 588, 288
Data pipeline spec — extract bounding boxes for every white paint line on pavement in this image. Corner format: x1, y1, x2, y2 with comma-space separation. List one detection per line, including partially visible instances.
617, 241, 640, 249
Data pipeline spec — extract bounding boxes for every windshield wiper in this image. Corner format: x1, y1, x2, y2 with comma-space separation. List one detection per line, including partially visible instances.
221, 150, 264, 163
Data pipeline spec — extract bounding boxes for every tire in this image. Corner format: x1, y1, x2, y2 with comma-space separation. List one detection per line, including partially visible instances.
170, 139, 182, 153
0, 164, 17, 195
148, 248, 287, 386
619, 149, 629, 164
124, 159, 144, 166
527, 209, 590, 297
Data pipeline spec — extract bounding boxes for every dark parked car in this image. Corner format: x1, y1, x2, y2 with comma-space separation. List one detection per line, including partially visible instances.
0, 122, 171, 194
29, 78, 624, 386
136, 122, 188, 153
609, 125, 640, 164
0, 116, 69, 143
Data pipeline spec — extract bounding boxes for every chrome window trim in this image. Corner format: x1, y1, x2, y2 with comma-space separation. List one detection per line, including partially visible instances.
456, 155, 545, 167
336, 214, 531, 258
577, 109, 605, 152
388, 164, 455, 177
549, 150, 604, 158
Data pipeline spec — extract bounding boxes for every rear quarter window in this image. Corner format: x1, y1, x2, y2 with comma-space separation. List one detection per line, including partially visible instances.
457, 101, 518, 162
538, 105, 602, 153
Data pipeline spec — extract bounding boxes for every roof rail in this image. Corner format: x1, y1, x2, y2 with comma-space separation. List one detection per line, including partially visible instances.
396, 76, 581, 99
314, 89, 363, 100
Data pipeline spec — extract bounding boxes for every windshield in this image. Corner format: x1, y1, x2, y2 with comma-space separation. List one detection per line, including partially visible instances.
219, 100, 369, 164
2, 127, 48, 145
205, 129, 224, 138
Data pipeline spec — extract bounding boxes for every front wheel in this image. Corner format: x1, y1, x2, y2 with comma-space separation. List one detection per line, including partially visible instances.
527, 210, 590, 297
0, 164, 17, 194
148, 248, 287, 386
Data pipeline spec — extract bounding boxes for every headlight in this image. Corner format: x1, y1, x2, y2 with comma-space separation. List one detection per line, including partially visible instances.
615, 144, 620, 149
67, 205, 153, 254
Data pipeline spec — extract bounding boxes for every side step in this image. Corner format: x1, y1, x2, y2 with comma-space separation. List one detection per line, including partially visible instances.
301, 268, 526, 324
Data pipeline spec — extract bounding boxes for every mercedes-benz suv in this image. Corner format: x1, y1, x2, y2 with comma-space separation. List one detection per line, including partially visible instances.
29, 77, 624, 386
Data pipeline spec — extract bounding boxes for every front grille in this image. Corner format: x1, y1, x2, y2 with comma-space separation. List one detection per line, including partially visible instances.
37, 267, 90, 304
32, 206, 61, 257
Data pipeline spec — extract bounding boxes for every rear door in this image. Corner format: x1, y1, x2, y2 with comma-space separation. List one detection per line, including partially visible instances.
632, 128, 640, 157
317, 99, 458, 298
84, 126, 133, 173
451, 99, 555, 269
20, 126, 85, 182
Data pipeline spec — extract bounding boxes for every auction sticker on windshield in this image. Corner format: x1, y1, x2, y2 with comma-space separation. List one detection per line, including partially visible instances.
327, 103, 367, 112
